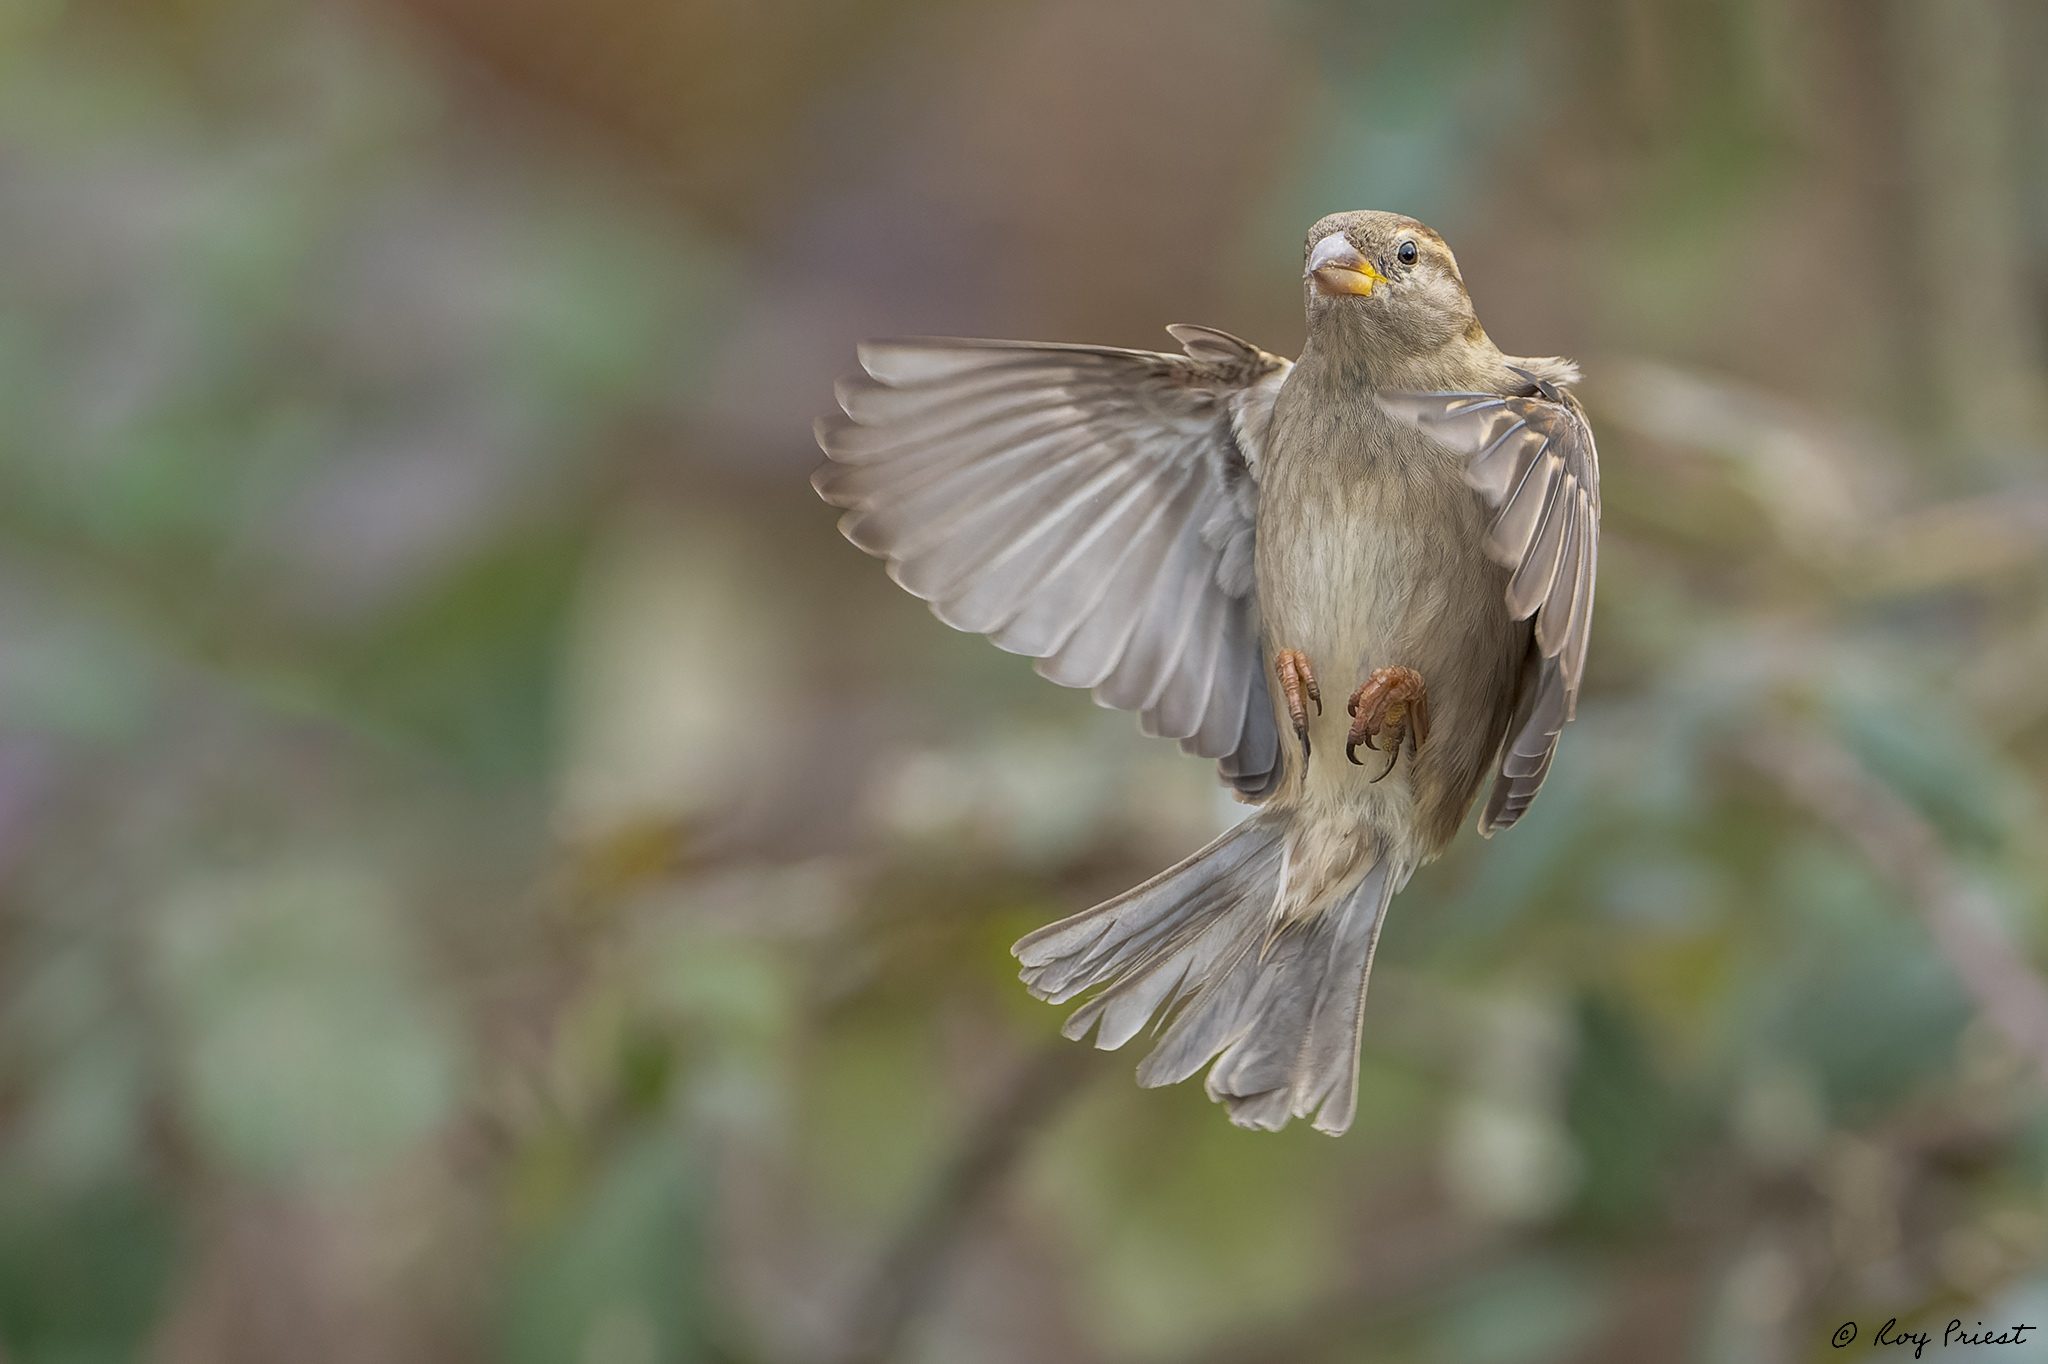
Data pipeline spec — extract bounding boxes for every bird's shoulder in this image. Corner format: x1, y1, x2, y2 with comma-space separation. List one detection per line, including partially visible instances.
1496, 354, 1581, 395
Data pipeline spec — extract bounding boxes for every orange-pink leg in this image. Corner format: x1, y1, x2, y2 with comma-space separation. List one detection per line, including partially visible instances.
1346, 666, 1430, 782
1273, 648, 1321, 762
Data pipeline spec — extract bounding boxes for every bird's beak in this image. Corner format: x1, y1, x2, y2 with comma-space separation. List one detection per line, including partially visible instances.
1305, 233, 1386, 297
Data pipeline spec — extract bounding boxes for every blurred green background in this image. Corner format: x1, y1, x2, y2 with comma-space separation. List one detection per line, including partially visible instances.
4, 1, 2048, 1361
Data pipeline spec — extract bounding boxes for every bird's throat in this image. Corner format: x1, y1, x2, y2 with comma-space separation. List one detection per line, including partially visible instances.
1300, 309, 1499, 397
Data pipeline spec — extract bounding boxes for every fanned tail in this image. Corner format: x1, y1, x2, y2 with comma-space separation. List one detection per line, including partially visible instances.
1013, 814, 1405, 1135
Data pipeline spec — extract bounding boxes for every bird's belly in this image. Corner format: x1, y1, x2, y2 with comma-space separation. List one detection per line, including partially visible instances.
1269, 493, 1443, 670
1255, 461, 1520, 855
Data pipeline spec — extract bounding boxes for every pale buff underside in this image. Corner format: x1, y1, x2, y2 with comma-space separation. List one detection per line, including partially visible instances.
1256, 373, 1524, 918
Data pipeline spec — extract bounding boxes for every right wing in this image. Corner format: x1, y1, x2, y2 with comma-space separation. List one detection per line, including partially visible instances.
814, 325, 1291, 799
1378, 365, 1600, 833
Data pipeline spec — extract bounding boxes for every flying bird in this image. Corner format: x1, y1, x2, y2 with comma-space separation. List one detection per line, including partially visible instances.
813, 211, 1599, 1134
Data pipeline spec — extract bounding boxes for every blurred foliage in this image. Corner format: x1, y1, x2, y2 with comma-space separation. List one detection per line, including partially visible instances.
2, 1, 2047, 1362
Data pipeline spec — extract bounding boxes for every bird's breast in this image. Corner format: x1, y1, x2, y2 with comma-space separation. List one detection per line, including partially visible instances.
1256, 416, 1485, 667
1254, 407, 1522, 853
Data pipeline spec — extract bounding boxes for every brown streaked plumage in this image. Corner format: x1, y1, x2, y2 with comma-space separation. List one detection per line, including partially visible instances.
813, 209, 1600, 1133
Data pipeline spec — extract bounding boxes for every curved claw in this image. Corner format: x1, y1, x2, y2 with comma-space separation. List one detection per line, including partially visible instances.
1369, 744, 1400, 782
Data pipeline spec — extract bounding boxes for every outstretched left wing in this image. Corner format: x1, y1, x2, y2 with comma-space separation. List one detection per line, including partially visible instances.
814, 326, 1292, 798
1379, 366, 1599, 833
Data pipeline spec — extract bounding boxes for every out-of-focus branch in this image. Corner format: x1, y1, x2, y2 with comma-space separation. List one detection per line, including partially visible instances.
1598, 360, 2048, 597
1743, 725, 2048, 1087
829, 1044, 1092, 1364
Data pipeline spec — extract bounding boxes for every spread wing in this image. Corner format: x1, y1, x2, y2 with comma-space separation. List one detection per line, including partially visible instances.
814, 325, 1292, 799
1379, 367, 1599, 833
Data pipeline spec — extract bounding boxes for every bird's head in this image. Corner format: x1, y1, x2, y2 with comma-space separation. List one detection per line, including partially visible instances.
1301, 210, 1484, 366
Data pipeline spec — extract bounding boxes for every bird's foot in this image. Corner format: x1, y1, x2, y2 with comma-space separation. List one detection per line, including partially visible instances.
1273, 648, 1321, 763
1346, 666, 1430, 781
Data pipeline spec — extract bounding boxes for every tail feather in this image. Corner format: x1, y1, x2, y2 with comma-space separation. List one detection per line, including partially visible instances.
1206, 862, 1397, 1134
1011, 814, 1405, 1135
1296, 866, 1401, 1122
1131, 934, 1266, 1088
1199, 928, 1327, 1116
1015, 817, 1281, 1005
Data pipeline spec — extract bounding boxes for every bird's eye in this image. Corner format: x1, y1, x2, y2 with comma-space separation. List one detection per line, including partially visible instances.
1397, 240, 1418, 266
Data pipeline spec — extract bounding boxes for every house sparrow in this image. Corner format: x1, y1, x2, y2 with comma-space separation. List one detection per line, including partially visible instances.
813, 211, 1599, 1134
